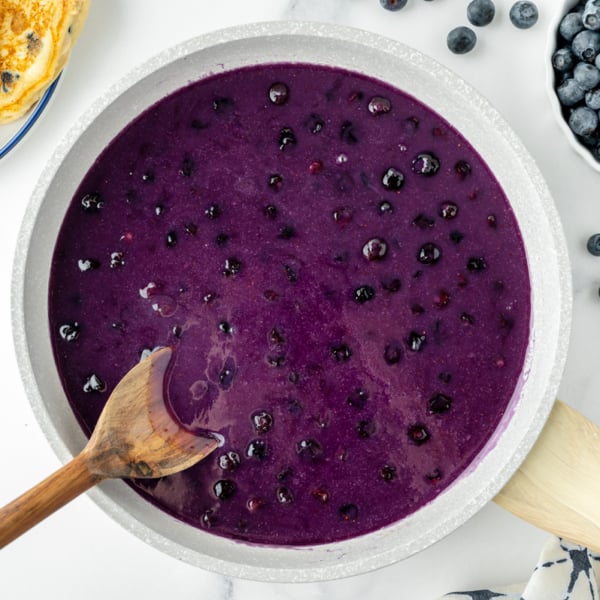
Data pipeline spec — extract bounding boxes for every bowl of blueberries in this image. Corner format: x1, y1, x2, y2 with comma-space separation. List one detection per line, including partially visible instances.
549, 0, 600, 171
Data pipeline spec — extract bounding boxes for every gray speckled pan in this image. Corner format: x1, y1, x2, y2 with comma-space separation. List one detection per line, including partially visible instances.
11, 22, 571, 582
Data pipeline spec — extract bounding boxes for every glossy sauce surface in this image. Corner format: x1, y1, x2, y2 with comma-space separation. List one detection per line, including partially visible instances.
49, 63, 530, 545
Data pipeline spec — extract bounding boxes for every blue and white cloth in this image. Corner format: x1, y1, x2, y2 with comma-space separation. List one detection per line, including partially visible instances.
443, 538, 600, 600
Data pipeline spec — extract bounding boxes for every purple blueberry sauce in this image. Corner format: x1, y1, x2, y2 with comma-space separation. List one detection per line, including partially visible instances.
49, 63, 530, 546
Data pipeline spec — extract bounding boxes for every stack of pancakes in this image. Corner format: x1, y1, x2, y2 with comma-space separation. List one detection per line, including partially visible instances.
0, 0, 90, 124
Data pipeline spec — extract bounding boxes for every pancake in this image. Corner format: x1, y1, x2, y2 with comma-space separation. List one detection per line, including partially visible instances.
0, 0, 90, 124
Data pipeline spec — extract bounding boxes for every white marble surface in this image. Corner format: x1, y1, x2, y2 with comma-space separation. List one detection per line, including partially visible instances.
1, 0, 598, 597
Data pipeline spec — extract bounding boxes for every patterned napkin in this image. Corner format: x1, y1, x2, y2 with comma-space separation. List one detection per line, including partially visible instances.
442, 538, 600, 600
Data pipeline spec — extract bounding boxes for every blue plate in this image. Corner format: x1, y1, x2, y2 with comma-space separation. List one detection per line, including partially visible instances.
0, 73, 62, 160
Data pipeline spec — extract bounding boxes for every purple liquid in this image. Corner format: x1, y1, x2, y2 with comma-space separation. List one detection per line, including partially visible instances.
49, 63, 530, 546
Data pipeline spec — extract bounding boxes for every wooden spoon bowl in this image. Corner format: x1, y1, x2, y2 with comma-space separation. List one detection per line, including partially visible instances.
0, 347, 218, 548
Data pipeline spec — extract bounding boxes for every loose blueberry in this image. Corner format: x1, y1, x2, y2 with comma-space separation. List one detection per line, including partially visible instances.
439, 201, 459, 219
426, 468, 443, 483
278, 225, 296, 240
586, 88, 600, 109
77, 258, 100, 272
447, 26, 477, 54
59, 322, 80, 342
246, 439, 267, 460
223, 257, 242, 277
574, 62, 600, 90
263, 204, 278, 219
184, 223, 198, 235
284, 264, 298, 283
569, 106, 599, 136
558, 78, 586, 107
378, 200, 394, 214
417, 243, 441, 265
306, 113, 325, 133
218, 451, 241, 471
331, 343, 352, 362
340, 120, 359, 144
406, 331, 427, 352
362, 237, 388, 261
297, 438, 324, 461
357, 419, 376, 438
412, 152, 440, 176
276, 486, 294, 504
268, 173, 284, 190
428, 393, 453, 414
219, 364, 235, 389
584, 0, 600, 31
179, 156, 195, 177
311, 488, 330, 503
278, 127, 297, 150
83, 373, 106, 393
110, 251, 125, 268
433, 289, 451, 308
407, 423, 430, 445
347, 388, 368, 409
587, 233, 600, 255
246, 497, 266, 513
552, 47, 576, 72
572, 30, 600, 62
368, 96, 392, 115
353, 285, 376, 304
219, 320, 232, 334
166, 231, 177, 248
467, 256, 487, 271
252, 410, 274, 433
454, 159, 472, 179
379, 464, 397, 481
560, 11, 584, 41
384, 341, 403, 365
212, 96, 233, 114
509, 1, 539, 29
333, 206, 354, 226
467, 0, 495, 26
381, 167, 405, 191
268, 82, 289, 105
339, 503, 359, 522
379, 0, 408, 10
213, 479, 236, 500
81, 192, 103, 212
205, 204, 221, 219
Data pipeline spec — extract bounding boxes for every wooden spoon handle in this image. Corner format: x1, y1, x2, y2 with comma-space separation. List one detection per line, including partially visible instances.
0, 453, 101, 548
495, 400, 600, 552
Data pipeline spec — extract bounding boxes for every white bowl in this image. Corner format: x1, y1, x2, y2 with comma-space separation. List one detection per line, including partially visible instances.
546, 0, 600, 173
12, 22, 571, 582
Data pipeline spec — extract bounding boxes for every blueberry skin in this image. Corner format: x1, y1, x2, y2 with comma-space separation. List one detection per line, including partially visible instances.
572, 29, 600, 62
560, 11, 584, 41
587, 233, 600, 256
467, 0, 495, 26
379, 0, 408, 10
447, 26, 477, 54
556, 78, 586, 106
552, 47, 576, 72
568, 105, 599, 136
509, 1, 539, 29
583, 0, 600, 31
586, 87, 600, 109
575, 61, 600, 89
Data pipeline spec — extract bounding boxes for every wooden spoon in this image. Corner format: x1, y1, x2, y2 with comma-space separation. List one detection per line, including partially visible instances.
0, 346, 218, 548
495, 399, 600, 553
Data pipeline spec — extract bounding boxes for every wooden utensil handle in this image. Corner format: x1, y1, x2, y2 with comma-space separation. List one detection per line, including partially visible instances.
0, 453, 100, 548
495, 400, 600, 552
